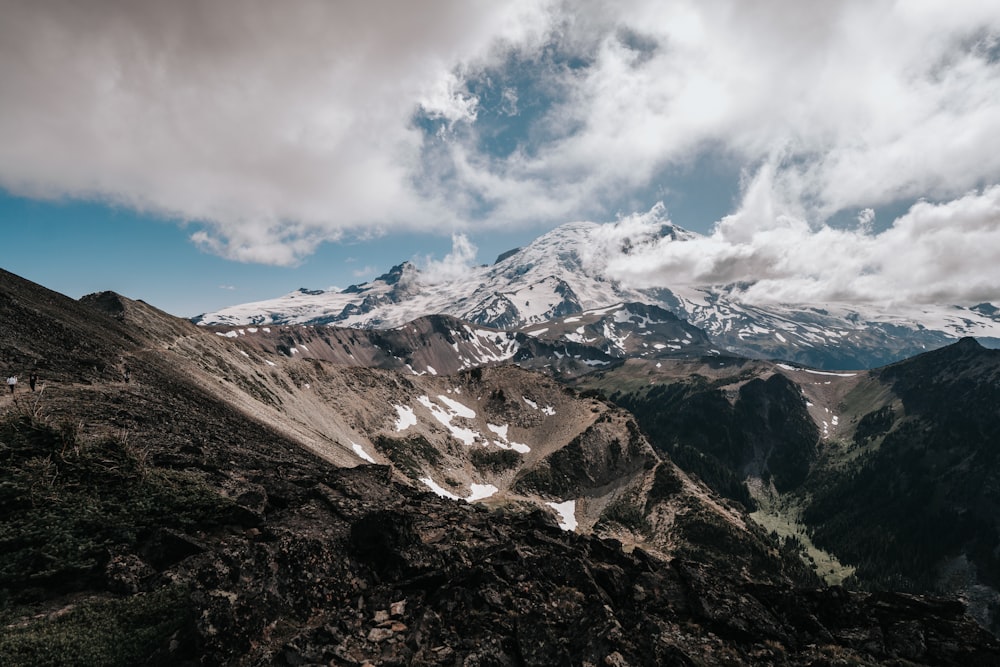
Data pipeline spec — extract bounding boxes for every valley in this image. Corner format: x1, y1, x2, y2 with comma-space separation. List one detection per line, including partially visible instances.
2, 265, 1000, 664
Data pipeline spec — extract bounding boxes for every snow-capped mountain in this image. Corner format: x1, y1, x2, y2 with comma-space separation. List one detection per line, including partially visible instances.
196, 221, 1000, 369
195, 221, 657, 330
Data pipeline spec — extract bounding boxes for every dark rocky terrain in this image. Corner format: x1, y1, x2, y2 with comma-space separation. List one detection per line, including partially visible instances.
578, 338, 1000, 635
2, 266, 1000, 665
3, 411, 998, 666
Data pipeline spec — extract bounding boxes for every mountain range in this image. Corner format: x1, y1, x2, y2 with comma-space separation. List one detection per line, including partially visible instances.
196, 220, 1000, 369
3, 260, 1000, 664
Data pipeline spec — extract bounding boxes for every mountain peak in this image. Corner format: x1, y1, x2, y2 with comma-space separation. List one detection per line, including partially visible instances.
193, 222, 1000, 369
494, 247, 521, 264
954, 336, 985, 350
80, 290, 130, 319
375, 261, 415, 286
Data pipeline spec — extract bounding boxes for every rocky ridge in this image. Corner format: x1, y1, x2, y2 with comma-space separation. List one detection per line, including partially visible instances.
2, 266, 999, 664
576, 337, 1000, 635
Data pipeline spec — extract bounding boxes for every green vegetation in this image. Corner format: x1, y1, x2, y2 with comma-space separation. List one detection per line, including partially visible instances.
372, 434, 443, 478
469, 447, 522, 473
0, 414, 238, 664
0, 586, 190, 667
804, 420, 1000, 592
852, 405, 894, 445
596, 497, 649, 534
611, 381, 742, 509
802, 345, 1000, 598
749, 502, 856, 586
606, 373, 820, 508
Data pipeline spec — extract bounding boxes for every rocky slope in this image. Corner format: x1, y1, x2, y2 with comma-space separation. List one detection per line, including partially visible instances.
4, 266, 999, 663
4, 417, 997, 666
1, 275, 790, 576
578, 338, 1000, 635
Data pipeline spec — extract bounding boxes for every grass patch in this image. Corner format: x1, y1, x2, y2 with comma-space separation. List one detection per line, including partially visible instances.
0, 415, 236, 604
469, 448, 521, 473
596, 497, 650, 534
0, 585, 190, 667
372, 434, 443, 479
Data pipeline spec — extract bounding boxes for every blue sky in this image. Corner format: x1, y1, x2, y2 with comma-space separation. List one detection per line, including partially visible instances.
0, 191, 543, 317
2, 1, 999, 317
0, 159, 741, 317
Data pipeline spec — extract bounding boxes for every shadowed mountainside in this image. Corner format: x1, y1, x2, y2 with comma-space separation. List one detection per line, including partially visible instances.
579, 338, 1000, 634
2, 267, 999, 664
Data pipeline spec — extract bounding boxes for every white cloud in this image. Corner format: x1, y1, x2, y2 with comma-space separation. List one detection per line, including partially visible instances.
454, 1, 1000, 227
0, 0, 551, 263
417, 233, 479, 285
420, 71, 480, 127
351, 265, 378, 279
2, 0, 1000, 283
857, 208, 876, 234
600, 179, 1000, 307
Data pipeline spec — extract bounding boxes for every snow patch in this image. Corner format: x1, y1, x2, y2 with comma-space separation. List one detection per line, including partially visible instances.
351, 442, 376, 464
777, 363, 857, 377
467, 484, 499, 502
547, 500, 577, 531
486, 423, 531, 453
436, 394, 476, 418
394, 404, 417, 432
417, 395, 479, 445
420, 478, 461, 500
421, 478, 498, 503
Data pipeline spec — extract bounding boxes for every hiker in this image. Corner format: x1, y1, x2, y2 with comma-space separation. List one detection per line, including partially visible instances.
28, 373, 37, 392
6, 375, 16, 394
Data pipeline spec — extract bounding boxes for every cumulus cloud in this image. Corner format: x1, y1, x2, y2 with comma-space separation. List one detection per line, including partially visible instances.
417, 233, 479, 285
0, 0, 550, 263
2, 0, 1000, 287
601, 180, 1000, 307
453, 0, 1000, 228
